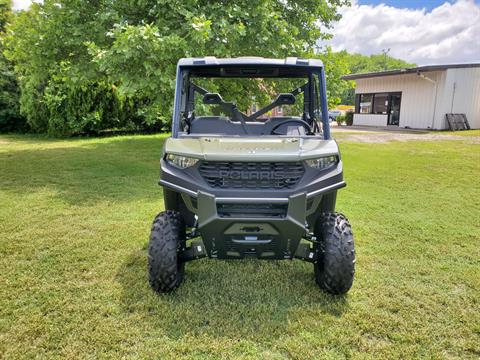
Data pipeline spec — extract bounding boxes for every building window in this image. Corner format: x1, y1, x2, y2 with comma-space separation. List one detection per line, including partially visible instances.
359, 94, 373, 113
356, 92, 402, 115
373, 93, 388, 114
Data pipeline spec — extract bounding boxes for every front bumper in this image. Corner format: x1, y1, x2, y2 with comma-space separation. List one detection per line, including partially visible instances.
195, 191, 307, 259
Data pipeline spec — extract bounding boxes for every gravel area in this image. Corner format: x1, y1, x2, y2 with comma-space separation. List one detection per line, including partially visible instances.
332, 127, 480, 143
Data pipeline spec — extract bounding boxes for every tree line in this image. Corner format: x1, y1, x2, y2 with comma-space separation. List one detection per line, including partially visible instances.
0, 0, 413, 136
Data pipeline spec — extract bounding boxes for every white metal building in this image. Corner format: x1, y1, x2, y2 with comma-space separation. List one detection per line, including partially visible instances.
342, 63, 480, 129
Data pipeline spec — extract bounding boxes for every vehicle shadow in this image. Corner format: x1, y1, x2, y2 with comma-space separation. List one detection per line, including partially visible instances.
116, 247, 349, 342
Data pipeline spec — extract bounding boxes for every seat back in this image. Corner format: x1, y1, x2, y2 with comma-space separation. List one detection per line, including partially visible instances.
189, 116, 304, 135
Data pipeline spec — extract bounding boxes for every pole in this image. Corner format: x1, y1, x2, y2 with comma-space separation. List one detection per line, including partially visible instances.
382, 48, 391, 70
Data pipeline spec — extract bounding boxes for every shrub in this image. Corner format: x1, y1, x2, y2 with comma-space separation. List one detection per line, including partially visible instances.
43, 79, 127, 136
345, 111, 354, 126
0, 52, 27, 132
336, 114, 345, 126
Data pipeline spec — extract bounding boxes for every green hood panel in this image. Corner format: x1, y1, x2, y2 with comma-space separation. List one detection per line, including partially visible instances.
164, 137, 339, 162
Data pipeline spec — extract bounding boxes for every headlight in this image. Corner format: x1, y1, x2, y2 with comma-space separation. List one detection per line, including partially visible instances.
305, 155, 338, 170
165, 154, 199, 169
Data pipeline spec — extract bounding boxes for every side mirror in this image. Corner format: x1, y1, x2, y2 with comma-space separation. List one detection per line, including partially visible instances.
203, 93, 223, 105
276, 93, 296, 105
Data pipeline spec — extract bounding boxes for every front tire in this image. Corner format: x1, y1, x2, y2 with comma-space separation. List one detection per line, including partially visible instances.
314, 213, 355, 294
148, 210, 186, 293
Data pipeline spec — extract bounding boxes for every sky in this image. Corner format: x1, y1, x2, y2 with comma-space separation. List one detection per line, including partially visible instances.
12, 0, 36, 10
325, 0, 480, 65
11, 0, 480, 66
358, 0, 461, 11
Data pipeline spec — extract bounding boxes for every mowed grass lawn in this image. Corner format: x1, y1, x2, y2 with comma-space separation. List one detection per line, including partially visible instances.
0, 133, 479, 359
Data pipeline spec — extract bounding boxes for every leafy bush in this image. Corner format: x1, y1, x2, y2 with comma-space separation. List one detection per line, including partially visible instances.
43, 78, 124, 136
0, 51, 26, 132
0, 0, 26, 133
336, 114, 345, 126
345, 110, 354, 126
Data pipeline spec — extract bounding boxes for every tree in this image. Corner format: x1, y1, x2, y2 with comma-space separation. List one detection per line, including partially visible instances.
0, 0, 11, 33
5, 0, 349, 136
347, 52, 415, 74
4, 0, 123, 135
92, 0, 350, 129
315, 47, 351, 108
0, 0, 25, 132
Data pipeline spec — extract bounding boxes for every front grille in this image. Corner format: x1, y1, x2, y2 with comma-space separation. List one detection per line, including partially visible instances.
217, 203, 288, 218
198, 161, 305, 189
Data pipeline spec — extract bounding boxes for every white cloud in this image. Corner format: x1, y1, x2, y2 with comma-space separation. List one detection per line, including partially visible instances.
12, 0, 31, 10
325, 0, 480, 65
12, 0, 42, 11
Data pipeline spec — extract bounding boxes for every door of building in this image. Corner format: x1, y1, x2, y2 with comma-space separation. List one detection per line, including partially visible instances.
388, 93, 401, 125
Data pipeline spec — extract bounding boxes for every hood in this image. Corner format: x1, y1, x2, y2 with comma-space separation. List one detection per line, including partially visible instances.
163, 137, 339, 162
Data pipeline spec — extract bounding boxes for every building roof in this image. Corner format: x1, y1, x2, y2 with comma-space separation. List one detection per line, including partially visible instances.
177, 57, 324, 68
342, 63, 480, 81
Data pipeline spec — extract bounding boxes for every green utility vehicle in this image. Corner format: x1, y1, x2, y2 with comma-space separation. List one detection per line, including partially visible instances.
148, 57, 355, 294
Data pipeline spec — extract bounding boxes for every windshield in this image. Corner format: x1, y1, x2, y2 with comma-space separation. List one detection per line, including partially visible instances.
193, 77, 306, 119
174, 65, 328, 138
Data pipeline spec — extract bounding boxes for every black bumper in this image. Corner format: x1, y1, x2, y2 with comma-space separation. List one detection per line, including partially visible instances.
196, 191, 307, 259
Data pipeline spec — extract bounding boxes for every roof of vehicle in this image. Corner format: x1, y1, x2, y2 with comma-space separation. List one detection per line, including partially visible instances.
178, 57, 324, 68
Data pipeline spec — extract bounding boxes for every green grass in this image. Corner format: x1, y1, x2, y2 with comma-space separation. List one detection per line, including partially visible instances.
1, 134, 479, 359
431, 129, 480, 136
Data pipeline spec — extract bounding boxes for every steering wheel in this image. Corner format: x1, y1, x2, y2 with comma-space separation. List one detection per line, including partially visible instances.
270, 119, 313, 135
